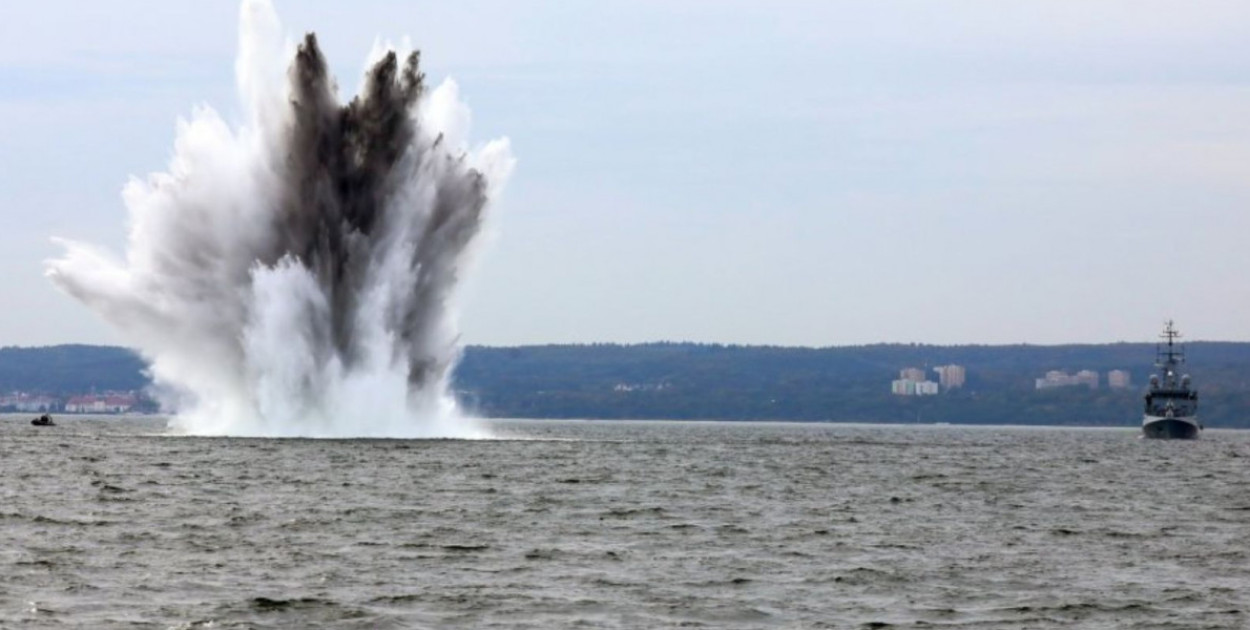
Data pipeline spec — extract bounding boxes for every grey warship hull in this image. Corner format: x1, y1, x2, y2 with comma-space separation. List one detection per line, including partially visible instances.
1141, 416, 1199, 440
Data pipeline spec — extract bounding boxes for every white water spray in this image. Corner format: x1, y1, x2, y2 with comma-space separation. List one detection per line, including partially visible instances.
45, 0, 514, 438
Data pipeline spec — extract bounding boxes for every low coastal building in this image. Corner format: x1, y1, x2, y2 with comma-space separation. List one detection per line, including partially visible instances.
1035, 370, 1099, 390
1, 393, 58, 412
64, 394, 136, 414
1107, 370, 1131, 389
892, 368, 940, 396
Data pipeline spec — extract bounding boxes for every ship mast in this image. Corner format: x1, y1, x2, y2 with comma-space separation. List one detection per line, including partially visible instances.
1156, 319, 1184, 368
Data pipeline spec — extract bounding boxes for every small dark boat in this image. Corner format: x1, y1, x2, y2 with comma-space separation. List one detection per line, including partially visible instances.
30, 414, 55, 427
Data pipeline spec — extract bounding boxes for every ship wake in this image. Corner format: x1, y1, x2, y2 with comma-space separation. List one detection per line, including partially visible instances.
45, 0, 514, 437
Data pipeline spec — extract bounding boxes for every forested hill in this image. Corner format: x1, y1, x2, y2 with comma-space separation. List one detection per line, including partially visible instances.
4, 342, 1250, 427
453, 342, 1250, 428
0, 345, 148, 393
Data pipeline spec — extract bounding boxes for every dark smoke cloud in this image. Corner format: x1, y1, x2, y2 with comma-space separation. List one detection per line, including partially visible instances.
277, 33, 487, 388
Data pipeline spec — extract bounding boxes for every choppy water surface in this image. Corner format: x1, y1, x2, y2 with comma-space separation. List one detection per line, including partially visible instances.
2, 417, 1248, 629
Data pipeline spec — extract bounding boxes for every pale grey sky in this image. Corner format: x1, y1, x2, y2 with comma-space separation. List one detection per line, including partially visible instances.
2, 1, 1249, 347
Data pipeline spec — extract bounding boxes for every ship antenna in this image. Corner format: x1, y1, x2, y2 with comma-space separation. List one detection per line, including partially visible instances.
1158, 319, 1184, 366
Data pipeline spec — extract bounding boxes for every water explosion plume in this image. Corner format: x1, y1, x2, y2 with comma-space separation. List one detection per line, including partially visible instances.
45, 0, 514, 437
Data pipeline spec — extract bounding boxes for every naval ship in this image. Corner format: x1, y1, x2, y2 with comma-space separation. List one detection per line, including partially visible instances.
1142, 321, 1200, 439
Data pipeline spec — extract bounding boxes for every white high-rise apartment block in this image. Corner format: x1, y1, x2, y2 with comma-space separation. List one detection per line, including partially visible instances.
1107, 370, 1131, 389
932, 365, 966, 390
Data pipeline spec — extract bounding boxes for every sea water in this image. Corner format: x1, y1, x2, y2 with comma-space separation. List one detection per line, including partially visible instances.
2, 417, 1247, 629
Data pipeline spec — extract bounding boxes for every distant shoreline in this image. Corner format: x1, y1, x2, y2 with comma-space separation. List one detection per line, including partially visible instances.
5, 342, 1250, 428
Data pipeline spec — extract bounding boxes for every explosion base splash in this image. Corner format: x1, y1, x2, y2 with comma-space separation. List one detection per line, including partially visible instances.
46, 0, 513, 437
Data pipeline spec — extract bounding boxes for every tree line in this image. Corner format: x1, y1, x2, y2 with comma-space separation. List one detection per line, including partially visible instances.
4, 342, 1250, 427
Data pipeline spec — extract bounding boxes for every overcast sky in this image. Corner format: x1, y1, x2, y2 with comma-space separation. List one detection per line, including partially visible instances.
2, 1, 1248, 347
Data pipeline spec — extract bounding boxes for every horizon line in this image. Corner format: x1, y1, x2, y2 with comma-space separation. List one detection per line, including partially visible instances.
5, 339, 1250, 352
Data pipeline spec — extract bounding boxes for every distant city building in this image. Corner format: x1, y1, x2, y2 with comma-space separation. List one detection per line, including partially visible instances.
1075, 370, 1099, 389
1, 393, 58, 412
1035, 370, 1099, 390
892, 367, 940, 396
64, 394, 136, 414
1, 390, 145, 414
1036, 370, 1064, 389
1107, 370, 1131, 389
892, 378, 940, 396
612, 382, 671, 393
899, 367, 927, 382
932, 365, 966, 390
